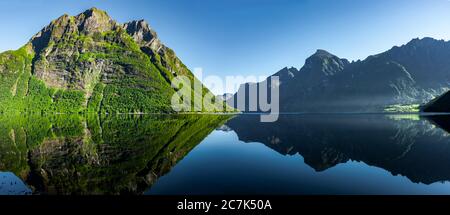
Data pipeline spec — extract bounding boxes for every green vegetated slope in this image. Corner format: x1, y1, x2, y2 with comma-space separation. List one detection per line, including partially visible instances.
0, 8, 230, 114
0, 114, 232, 194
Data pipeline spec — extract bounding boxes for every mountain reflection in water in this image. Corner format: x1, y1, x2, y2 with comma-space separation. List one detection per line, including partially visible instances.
226, 114, 450, 185
0, 114, 230, 194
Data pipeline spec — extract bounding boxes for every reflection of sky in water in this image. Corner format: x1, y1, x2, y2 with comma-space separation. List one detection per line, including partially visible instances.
147, 130, 450, 195
0, 172, 31, 195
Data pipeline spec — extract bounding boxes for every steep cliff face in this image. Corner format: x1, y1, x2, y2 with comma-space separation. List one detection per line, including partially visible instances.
30, 8, 119, 91
0, 8, 226, 114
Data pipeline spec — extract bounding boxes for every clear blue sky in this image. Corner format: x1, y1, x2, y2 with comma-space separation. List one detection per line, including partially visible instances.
1, 0, 449, 94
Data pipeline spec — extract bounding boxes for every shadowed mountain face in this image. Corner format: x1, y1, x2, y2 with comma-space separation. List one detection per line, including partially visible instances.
421, 90, 450, 112
0, 114, 230, 194
229, 38, 450, 112
226, 114, 450, 184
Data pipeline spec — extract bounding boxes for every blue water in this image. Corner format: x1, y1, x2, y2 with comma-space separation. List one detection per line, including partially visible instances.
147, 114, 450, 195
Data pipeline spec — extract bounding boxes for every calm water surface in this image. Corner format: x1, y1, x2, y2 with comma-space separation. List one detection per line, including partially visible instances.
1, 113, 450, 194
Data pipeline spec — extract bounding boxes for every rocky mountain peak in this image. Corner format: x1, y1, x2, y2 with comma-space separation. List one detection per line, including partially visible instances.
124, 19, 165, 54
313, 49, 334, 57
302, 49, 349, 77
81, 7, 107, 17
75, 7, 116, 34
273, 66, 299, 83
124, 20, 157, 43
30, 8, 117, 55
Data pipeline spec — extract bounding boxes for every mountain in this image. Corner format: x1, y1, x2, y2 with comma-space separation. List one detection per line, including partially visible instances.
228, 38, 450, 112
0, 8, 228, 114
421, 90, 450, 112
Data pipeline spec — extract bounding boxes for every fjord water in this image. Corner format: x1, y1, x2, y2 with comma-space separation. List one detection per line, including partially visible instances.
1, 114, 450, 194
147, 114, 450, 195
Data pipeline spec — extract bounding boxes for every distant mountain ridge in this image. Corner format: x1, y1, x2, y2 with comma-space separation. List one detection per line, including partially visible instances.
228, 37, 450, 112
